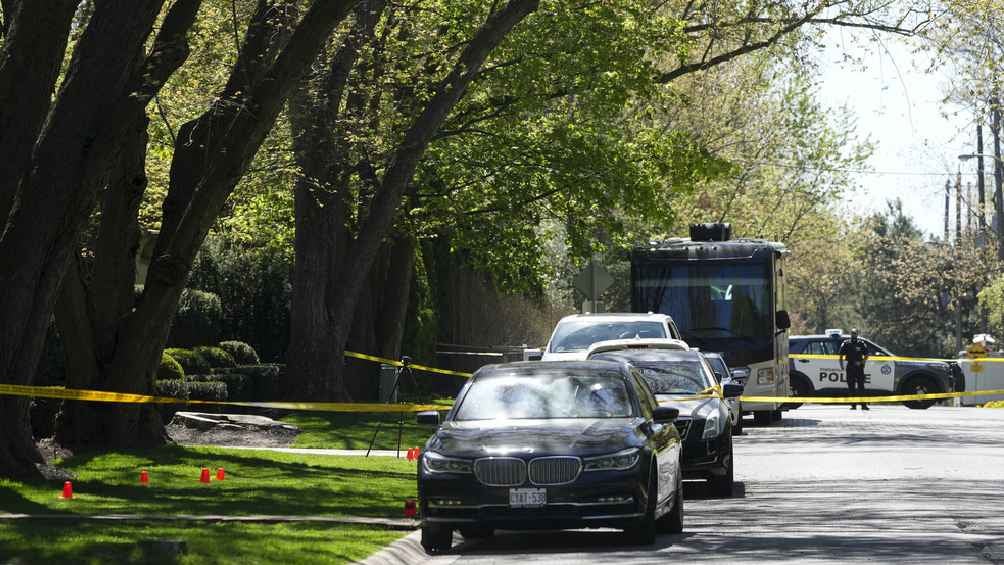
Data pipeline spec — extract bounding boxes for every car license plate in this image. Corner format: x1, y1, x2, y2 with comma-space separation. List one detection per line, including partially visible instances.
509, 488, 546, 508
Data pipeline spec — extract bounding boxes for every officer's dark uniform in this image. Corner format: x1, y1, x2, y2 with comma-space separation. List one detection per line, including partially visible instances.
839, 337, 869, 410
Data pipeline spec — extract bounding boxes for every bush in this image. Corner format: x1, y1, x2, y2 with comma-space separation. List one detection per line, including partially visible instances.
187, 381, 228, 402
164, 348, 211, 375
154, 379, 190, 401
193, 345, 236, 369
157, 352, 185, 381
219, 340, 260, 365
167, 288, 223, 348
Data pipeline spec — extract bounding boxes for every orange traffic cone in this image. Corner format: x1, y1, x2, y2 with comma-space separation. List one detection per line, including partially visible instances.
199, 467, 211, 483
61, 481, 73, 500
216, 467, 225, 481
406, 448, 415, 461
139, 469, 149, 486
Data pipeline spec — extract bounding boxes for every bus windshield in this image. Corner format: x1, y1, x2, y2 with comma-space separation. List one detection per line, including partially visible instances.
633, 262, 771, 340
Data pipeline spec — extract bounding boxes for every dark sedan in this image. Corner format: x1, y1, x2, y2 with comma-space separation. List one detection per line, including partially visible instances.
416, 361, 683, 554
588, 349, 743, 497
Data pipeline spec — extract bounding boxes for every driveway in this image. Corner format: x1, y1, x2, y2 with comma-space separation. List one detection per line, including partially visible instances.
384, 405, 1004, 564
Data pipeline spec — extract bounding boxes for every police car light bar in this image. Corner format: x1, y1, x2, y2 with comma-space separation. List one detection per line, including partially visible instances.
824, 328, 844, 338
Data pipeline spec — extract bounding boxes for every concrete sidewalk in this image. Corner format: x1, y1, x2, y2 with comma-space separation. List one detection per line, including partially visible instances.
189, 444, 412, 457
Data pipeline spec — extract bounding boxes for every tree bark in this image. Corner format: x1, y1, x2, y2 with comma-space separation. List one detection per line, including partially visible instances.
0, 0, 77, 226
303, 0, 538, 400
377, 234, 417, 360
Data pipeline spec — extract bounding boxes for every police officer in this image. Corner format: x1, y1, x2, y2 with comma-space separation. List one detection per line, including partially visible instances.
839, 328, 869, 410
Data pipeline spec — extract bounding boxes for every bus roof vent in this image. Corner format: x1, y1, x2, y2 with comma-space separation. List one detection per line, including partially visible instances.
689, 223, 731, 242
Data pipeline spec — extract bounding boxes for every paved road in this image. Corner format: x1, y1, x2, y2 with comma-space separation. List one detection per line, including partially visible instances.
423, 405, 1004, 564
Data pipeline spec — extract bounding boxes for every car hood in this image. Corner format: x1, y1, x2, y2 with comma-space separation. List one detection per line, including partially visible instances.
654, 395, 718, 419
428, 418, 645, 458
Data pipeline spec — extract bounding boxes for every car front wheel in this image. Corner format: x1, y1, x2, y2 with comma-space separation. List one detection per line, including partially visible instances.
627, 471, 659, 545
421, 525, 453, 554
901, 376, 939, 410
658, 470, 684, 534
708, 445, 734, 497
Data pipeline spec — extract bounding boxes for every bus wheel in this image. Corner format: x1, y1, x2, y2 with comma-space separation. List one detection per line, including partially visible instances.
783, 374, 811, 410
901, 375, 939, 410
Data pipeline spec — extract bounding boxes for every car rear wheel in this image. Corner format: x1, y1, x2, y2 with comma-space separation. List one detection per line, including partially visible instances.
708, 445, 734, 497
783, 374, 812, 410
901, 376, 940, 410
421, 525, 453, 554
459, 527, 494, 539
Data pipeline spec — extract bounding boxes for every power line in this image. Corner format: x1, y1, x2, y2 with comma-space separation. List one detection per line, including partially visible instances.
736, 159, 989, 177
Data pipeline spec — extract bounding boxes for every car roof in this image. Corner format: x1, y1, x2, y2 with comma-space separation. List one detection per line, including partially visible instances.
791, 334, 861, 340
585, 338, 689, 357
555, 312, 672, 324
588, 348, 703, 364
473, 360, 631, 379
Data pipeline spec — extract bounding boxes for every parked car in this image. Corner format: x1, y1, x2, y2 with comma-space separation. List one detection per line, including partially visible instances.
541, 313, 685, 361
789, 330, 956, 409
587, 348, 742, 497
416, 361, 684, 553
702, 351, 744, 435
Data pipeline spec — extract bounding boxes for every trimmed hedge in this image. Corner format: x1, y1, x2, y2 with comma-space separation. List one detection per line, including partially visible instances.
157, 352, 185, 381
168, 288, 223, 347
164, 348, 211, 375
219, 340, 260, 365
154, 379, 190, 401
154, 380, 228, 402
193, 345, 236, 369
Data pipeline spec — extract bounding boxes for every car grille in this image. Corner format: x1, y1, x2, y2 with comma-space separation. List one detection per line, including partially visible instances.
528, 457, 581, 485
674, 419, 692, 439
474, 457, 526, 486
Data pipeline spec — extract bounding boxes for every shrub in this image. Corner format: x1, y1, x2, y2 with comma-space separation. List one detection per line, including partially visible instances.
164, 348, 211, 375
167, 289, 223, 348
193, 345, 236, 369
154, 379, 190, 400
219, 340, 260, 365
187, 381, 228, 402
157, 352, 185, 381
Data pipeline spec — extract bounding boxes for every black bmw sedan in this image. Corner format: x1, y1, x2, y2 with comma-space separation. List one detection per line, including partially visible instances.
588, 348, 743, 497
416, 361, 683, 554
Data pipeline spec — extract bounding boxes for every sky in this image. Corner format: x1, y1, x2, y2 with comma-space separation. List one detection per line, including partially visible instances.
816, 25, 991, 238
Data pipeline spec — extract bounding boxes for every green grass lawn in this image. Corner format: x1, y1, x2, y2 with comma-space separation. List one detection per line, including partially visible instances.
0, 445, 417, 563
284, 412, 437, 451
0, 521, 404, 564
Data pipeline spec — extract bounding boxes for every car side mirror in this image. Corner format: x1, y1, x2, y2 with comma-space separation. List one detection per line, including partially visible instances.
416, 411, 440, 426
775, 310, 791, 330
653, 406, 679, 423
730, 368, 750, 382
723, 383, 745, 398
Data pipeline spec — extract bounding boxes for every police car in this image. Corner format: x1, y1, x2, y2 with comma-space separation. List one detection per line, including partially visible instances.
788, 330, 956, 409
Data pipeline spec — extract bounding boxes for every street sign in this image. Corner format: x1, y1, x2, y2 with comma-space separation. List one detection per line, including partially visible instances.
573, 259, 613, 311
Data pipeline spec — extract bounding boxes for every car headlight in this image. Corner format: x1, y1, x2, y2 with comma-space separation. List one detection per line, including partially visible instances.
422, 451, 473, 474
756, 367, 775, 384
583, 448, 640, 472
699, 403, 727, 439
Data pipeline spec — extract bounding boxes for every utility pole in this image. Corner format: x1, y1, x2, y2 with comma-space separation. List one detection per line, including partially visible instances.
977, 124, 987, 230
967, 182, 973, 234
944, 178, 951, 242
956, 169, 963, 243
993, 93, 1004, 259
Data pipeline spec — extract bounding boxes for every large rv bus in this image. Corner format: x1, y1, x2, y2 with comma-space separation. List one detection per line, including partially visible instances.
630, 223, 791, 425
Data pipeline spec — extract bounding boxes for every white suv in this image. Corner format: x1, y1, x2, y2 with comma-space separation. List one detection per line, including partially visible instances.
541, 313, 685, 361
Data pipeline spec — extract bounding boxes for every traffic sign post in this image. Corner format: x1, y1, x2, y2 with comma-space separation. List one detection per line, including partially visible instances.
573, 259, 613, 313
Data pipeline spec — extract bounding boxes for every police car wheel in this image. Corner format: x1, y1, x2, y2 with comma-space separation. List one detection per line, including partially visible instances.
782, 375, 811, 410
901, 376, 939, 410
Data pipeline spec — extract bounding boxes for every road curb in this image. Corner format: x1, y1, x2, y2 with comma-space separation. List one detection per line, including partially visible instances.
359, 531, 479, 565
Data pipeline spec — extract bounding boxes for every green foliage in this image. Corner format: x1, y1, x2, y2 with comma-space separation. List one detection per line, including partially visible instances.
157, 352, 185, 381
163, 348, 211, 375
153, 379, 190, 401
978, 277, 1004, 337
193, 345, 236, 369
187, 237, 291, 362
219, 340, 260, 365
167, 288, 223, 348
187, 381, 228, 402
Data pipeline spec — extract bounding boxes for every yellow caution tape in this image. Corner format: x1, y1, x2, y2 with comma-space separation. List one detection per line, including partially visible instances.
740, 388, 1004, 404
345, 351, 473, 378
0, 384, 448, 413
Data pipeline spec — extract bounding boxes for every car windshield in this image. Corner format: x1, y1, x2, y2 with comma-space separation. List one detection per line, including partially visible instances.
454, 372, 634, 420
549, 321, 666, 353
634, 361, 713, 395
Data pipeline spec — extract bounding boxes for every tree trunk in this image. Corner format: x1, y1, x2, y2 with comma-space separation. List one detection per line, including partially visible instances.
0, 397, 42, 478
377, 234, 416, 360
0, 0, 77, 224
